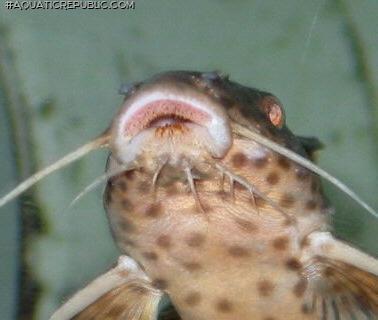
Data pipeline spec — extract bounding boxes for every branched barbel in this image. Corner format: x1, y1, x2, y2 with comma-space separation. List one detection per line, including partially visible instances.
1, 71, 377, 320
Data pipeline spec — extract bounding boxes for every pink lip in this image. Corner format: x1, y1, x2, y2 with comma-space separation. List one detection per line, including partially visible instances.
124, 99, 211, 135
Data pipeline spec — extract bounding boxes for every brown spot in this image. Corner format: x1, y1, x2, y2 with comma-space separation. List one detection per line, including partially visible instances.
152, 278, 168, 290
156, 235, 171, 248
272, 236, 289, 251
120, 199, 133, 211
295, 167, 310, 181
251, 156, 268, 169
266, 171, 280, 185
115, 180, 127, 192
263, 317, 276, 320
228, 245, 251, 257
255, 195, 267, 207
138, 167, 147, 174
279, 193, 295, 208
166, 184, 179, 196
118, 218, 135, 232
184, 291, 201, 306
234, 218, 258, 233
283, 216, 296, 226
215, 298, 233, 313
293, 278, 308, 297
324, 266, 335, 277
124, 170, 136, 180
305, 199, 318, 211
182, 262, 202, 271
310, 180, 319, 194
186, 232, 205, 247
300, 237, 310, 248
301, 303, 312, 314
217, 190, 229, 200
138, 181, 150, 193
144, 202, 163, 218
231, 152, 248, 168
277, 156, 291, 170
257, 280, 275, 297
142, 251, 158, 261
285, 257, 302, 271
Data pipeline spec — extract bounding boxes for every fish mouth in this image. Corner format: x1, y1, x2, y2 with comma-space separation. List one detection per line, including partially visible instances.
122, 97, 212, 135
111, 88, 232, 164
148, 114, 190, 128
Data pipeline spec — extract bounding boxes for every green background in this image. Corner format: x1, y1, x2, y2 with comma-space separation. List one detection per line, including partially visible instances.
0, 1, 377, 319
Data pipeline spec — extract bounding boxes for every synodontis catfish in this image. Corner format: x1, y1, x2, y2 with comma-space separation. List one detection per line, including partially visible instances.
1, 70, 377, 320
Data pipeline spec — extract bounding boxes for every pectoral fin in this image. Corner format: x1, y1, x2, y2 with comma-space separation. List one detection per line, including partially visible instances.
302, 232, 378, 319
50, 256, 163, 320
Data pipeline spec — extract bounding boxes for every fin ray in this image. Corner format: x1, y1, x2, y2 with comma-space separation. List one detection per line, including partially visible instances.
304, 233, 378, 319
50, 255, 163, 320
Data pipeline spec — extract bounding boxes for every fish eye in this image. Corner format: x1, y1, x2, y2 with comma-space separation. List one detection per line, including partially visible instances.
260, 95, 285, 128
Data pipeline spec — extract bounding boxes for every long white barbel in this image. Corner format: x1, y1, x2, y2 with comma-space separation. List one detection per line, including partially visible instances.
0, 134, 110, 208
66, 163, 136, 211
232, 122, 378, 219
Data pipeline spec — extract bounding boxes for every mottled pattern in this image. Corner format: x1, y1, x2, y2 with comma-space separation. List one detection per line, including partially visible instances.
100, 71, 375, 320
104, 142, 329, 319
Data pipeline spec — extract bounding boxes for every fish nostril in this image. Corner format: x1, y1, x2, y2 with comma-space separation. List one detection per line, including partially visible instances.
201, 71, 228, 82
201, 71, 220, 81
118, 82, 140, 96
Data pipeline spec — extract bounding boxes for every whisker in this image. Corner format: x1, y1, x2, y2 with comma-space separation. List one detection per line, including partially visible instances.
0, 133, 110, 208
215, 163, 294, 224
68, 173, 109, 209
228, 173, 235, 201
249, 187, 258, 213
232, 122, 378, 219
66, 164, 133, 211
152, 161, 167, 196
184, 167, 205, 213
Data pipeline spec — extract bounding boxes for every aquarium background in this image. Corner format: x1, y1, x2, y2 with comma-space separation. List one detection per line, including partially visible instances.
0, 1, 377, 319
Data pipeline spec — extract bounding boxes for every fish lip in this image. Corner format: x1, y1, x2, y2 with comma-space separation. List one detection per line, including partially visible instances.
121, 96, 212, 136
111, 87, 232, 163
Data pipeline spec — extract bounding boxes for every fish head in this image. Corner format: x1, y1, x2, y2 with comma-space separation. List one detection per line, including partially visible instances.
105, 71, 330, 261
109, 70, 305, 177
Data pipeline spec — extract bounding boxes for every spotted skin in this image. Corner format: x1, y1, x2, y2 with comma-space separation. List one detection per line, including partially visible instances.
105, 148, 328, 319
100, 71, 376, 320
